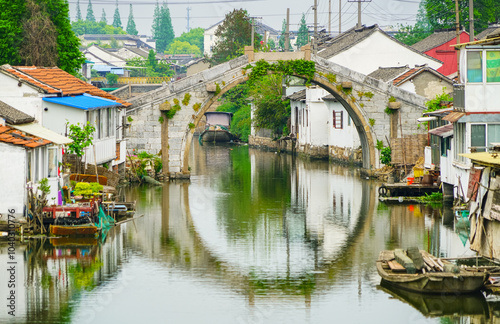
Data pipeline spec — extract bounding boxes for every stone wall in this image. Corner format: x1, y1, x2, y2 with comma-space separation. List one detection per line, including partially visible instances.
329, 145, 363, 165
111, 84, 165, 100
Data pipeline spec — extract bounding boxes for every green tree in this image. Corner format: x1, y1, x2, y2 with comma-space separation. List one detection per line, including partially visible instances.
100, 8, 107, 24
209, 9, 252, 65
112, 0, 122, 29
174, 27, 204, 53
166, 40, 201, 56
126, 4, 138, 35
147, 49, 157, 69
151, 1, 160, 38
76, 0, 82, 21
72, 20, 125, 36
126, 56, 174, 77
296, 14, 309, 49
66, 121, 96, 158
154, 1, 175, 53
0, 0, 84, 73
250, 74, 290, 135
86, 0, 95, 22
268, 38, 276, 50
279, 19, 292, 51
216, 83, 251, 141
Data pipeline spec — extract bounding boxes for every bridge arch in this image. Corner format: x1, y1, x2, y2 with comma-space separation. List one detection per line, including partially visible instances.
126, 47, 427, 178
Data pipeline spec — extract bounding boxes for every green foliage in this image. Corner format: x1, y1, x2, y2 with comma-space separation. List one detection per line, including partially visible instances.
295, 14, 309, 49
112, 1, 122, 29
385, 107, 397, 115
76, 0, 82, 20
72, 20, 125, 36
100, 8, 107, 24
153, 2, 175, 53
376, 140, 384, 150
137, 151, 153, 159
174, 27, 204, 53
388, 96, 396, 102
39, 178, 51, 194
127, 116, 133, 122
158, 116, 164, 123
424, 88, 453, 114
166, 40, 201, 56
105, 72, 118, 84
166, 103, 181, 119
66, 122, 96, 157
126, 4, 138, 35
357, 91, 365, 98
250, 74, 290, 135
73, 182, 102, 196
267, 38, 276, 50
418, 192, 443, 202
369, 118, 375, 127
246, 59, 316, 86
215, 83, 221, 95
209, 9, 252, 65
394, 23, 431, 46
126, 56, 174, 78
86, 0, 96, 22
182, 93, 191, 106
216, 84, 251, 142
193, 102, 201, 112
188, 122, 195, 129
364, 92, 374, 99
380, 146, 392, 166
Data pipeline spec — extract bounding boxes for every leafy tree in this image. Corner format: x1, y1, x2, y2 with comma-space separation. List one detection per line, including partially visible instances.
166, 40, 201, 56
279, 19, 292, 51
72, 20, 125, 36
209, 9, 253, 65
147, 49, 157, 69
76, 0, 82, 21
250, 74, 290, 135
126, 4, 138, 35
112, 0, 122, 29
151, 0, 161, 38
86, 0, 96, 22
66, 121, 96, 158
296, 14, 309, 49
216, 84, 251, 141
174, 27, 204, 53
268, 38, 276, 50
126, 56, 174, 77
154, 1, 175, 53
100, 8, 107, 24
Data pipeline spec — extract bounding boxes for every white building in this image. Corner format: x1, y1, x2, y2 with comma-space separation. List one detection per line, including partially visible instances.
317, 24, 443, 75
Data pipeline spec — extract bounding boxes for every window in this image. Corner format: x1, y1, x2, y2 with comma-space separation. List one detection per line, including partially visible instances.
467, 51, 483, 83
441, 137, 451, 157
109, 108, 115, 137
471, 124, 486, 152
454, 123, 466, 163
47, 147, 58, 178
486, 51, 500, 83
103, 108, 109, 138
333, 110, 343, 129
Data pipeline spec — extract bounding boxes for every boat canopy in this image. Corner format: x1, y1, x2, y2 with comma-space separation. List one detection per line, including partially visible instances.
204, 112, 233, 127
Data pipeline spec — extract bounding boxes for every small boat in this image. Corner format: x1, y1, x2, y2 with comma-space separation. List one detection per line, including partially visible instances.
199, 112, 235, 142
49, 223, 100, 237
376, 250, 488, 294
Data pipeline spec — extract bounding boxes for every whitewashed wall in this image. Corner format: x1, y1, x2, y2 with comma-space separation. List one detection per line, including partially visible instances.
0, 143, 26, 218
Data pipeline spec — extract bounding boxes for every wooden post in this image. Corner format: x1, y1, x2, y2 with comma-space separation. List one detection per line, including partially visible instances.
160, 111, 169, 180
399, 110, 407, 176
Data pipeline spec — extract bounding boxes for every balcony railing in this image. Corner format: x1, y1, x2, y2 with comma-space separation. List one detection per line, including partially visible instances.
91, 77, 171, 84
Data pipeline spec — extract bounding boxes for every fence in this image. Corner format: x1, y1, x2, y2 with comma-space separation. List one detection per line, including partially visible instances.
91, 77, 170, 84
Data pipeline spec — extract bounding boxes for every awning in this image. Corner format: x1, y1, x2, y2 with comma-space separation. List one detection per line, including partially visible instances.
417, 116, 437, 122
423, 107, 453, 117
43, 93, 122, 110
442, 112, 465, 123
428, 124, 453, 137
8, 122, 72, 145
460, 152, 500, 167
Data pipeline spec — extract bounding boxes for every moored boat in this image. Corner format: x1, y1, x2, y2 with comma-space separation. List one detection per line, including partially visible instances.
376, 250, 488, 294
49, 223, 100, 237
199, 112, 235, 143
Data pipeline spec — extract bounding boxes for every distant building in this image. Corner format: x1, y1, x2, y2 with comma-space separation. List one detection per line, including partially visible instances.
79, 34, 155, 50
476, 23, 500, 40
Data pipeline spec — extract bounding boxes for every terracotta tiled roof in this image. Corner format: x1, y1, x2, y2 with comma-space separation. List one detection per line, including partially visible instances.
1, 65, 131, 107
0, 125, 52, 148
393, 68, 419, 85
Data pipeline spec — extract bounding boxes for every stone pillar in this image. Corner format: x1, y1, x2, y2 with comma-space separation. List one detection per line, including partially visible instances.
158, 103, 170, 180
244, 46, 254, 63
301, 44, 311, 60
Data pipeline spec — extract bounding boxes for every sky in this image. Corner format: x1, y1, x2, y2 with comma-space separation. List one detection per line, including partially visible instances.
68, 0, 422, 38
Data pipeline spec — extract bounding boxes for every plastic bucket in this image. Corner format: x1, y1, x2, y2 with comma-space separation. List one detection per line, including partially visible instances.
407, 177, 414, 185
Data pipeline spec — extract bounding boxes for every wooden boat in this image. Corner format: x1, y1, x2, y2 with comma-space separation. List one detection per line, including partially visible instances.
376, 250, 488, 294
199, 112, 235, 143
49, 223, 100, 237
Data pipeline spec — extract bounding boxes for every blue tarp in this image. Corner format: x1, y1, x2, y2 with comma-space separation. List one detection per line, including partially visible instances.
43, 93, 122, 110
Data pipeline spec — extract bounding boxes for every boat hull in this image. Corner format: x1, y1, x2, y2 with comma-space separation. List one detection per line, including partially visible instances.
49, 224, 99, 237
201, 130, 232, 142
376, 251, 487, 294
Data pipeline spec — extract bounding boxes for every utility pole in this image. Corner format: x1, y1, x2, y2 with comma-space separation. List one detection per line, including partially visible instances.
329, 0, 331, 35
249, 17, 262, 48
339, 0, 341, 34
469, 0, 474, 41
186, 7, 191, 32
285, 8, 290, 51
348, 0, 371, 29
313, 0, 318, 54
455, 0, 461, 81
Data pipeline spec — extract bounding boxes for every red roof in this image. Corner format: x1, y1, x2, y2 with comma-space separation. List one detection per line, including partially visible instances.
0, 125, 52, 148
393, 68, 419, 85
3, 66, 131, 107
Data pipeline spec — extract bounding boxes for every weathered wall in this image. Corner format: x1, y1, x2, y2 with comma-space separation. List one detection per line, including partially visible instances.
111, 84, 164, 100
390, 134, 428, 165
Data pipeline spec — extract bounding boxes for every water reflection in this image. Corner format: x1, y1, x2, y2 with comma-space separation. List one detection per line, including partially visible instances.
3, 141, 500, 323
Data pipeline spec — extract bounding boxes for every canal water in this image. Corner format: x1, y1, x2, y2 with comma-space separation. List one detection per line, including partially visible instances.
1, 141, 499, 323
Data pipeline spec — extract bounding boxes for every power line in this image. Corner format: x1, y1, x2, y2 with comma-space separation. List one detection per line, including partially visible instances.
68, 0, 263, 4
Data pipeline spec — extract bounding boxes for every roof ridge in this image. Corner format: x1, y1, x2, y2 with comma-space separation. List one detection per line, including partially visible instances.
7, 66, 62, 94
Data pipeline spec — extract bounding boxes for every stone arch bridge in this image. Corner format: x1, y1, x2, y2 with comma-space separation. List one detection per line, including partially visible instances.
126, 46, 427, 178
